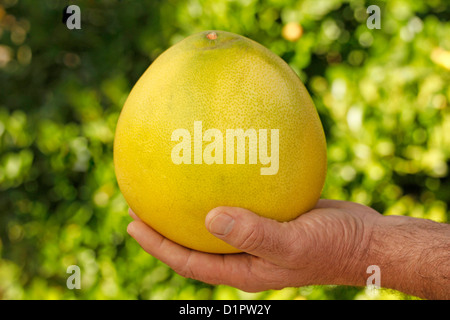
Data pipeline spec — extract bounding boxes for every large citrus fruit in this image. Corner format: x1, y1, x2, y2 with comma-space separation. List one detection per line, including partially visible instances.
114, 30, 327, 253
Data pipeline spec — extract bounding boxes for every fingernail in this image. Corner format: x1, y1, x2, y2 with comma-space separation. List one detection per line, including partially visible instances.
208, 213, 235, 236
127, 222, 135, 236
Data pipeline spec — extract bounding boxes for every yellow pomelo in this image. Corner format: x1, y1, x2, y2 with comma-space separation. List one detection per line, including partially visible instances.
114, 30, 327, 253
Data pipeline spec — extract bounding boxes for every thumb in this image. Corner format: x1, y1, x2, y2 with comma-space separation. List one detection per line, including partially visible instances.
205, 207, 295, 261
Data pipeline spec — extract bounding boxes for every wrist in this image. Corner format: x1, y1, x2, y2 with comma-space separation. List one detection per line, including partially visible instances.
361, 214, 449, 299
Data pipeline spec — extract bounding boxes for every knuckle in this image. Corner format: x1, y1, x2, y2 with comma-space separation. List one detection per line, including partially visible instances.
236, 221, 265, 252
173, 263, 193, 279
173, 253, 196, 280
282, 234, 301, 265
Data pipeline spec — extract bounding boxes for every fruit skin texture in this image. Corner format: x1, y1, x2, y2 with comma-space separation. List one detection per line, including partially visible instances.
114, 30, 327, 253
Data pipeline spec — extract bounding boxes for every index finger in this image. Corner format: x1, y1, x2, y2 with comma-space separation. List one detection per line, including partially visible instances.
127, 219, 259, 290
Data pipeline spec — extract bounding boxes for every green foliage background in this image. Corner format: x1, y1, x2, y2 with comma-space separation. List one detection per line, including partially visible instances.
0, 0, 449, 300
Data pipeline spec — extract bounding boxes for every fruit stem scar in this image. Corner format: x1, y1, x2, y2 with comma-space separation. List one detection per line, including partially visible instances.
206, 32, 217, 40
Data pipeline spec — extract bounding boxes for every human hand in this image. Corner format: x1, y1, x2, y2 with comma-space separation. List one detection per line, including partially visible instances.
126, 199, 382, 292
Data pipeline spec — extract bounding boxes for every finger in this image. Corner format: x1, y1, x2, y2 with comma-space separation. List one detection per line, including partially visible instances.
126, 220, 263, 290
313, 199, 353, 210
313, 199, 381, 216
205, 206, 296, 263
128, 208, 142, 221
